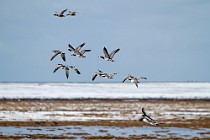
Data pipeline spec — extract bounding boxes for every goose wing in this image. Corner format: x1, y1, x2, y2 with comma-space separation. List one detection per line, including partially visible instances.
74, 68, 80, 74
109, 73, 117, 79
98, 69, 103, 73
68, 44, 75, 52
72, 67, 81, 74
60, 9, 67, 15
92, 73, 98, 81
110, 48, 120, 59
65, 67, 69, 79
61, 53, 66, 61
140, 77, 147, 80
53, 64, 64, 73
134, 80, 139, 88
80, 50, 91, 55
144, 114, 159, 126
103, 47, 110, 58
148, 117, 158, 126
76, 42, 86, 51
50, 51, 61, 61
122, 76, 129, 82
142, 108, 157, 123
111, 73, 117, 76
141, 108, 159, 126
68, 66, 81, 74
149, 118, 159, 126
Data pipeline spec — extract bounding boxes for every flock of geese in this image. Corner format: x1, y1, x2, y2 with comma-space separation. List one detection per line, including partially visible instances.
50, 42, 147, 88
51, 8, 147, 88
51, 9, 158, 126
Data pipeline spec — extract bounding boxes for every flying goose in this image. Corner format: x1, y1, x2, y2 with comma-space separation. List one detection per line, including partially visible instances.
53, 64, 80, 79
50, 50, 66, 61
66, 11, 77, 16
54, 9, 67, 17
139, 108, 159, 126
68, 43, 91, 58
53, 64, 65, 73
99, 47, 120, 62
122, 74, 147, 88
92, 70, 117, 81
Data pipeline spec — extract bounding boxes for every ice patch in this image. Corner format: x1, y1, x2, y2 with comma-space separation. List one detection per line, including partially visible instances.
0, 82, 210, 99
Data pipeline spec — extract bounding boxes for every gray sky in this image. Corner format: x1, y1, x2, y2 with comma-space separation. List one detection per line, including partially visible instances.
0, 0, 210, 82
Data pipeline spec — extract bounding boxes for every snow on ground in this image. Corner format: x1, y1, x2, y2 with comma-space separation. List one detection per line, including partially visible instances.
0, 111, 125, 122
0, 82, 210, 99
1, 82, 210, 122
0, 100, 210, 122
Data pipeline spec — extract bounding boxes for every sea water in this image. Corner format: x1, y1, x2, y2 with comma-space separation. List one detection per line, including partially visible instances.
0, 126, 209, 139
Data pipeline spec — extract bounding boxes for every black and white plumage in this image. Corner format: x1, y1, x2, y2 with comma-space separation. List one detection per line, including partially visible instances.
53, 64, 80, 79
66, 11, 77, 16
139, 108, 159, 126
99, 47, 120, 62
122, 74, 147, 88
53, 64, 65, 73
54, 9, 67, 17
68, 43, 91, 58
50, 50, 66, 62
92, 70, 117, 81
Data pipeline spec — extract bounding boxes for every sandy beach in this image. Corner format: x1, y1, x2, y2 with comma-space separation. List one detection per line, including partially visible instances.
0, 99, 210, 139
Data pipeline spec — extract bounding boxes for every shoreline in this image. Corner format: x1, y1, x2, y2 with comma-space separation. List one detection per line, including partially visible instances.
0, 118, 210, 128
1, 98, 210, 101
1, 99, 210, 139
0, 99, 210, 128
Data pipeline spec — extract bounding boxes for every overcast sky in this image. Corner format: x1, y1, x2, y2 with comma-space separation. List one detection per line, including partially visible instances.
0, 0, 210, 82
